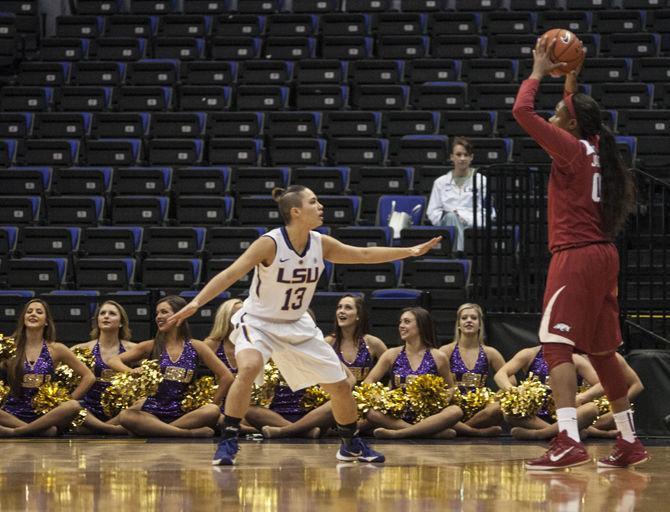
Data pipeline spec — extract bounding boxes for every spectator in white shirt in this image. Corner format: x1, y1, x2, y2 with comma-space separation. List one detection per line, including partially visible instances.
426, 137, 495, 252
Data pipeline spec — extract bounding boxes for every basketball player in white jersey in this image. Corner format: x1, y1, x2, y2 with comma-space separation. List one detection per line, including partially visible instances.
167, 185, 441, 465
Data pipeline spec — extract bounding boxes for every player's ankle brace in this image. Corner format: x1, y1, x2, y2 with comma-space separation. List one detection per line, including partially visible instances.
222, 416, 242, 439
336, 422, 358, 444
588, 352, 628, 402
542, 343, 574, 370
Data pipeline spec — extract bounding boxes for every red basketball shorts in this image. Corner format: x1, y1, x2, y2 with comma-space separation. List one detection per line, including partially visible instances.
539, 242, 622, 355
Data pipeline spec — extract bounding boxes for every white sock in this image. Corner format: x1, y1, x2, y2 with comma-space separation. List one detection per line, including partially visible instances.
556, 407, 580, 442
613, 409, 636, 443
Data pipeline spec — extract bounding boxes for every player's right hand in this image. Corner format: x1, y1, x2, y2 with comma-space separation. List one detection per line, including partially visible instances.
166, 301, 200, 327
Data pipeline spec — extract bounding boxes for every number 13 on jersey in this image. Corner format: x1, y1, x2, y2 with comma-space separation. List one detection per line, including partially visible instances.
281, 287, 307, 311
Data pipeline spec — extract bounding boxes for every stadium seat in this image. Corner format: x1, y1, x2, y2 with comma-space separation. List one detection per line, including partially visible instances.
0, 167, 50, 196
369, 288, 425, 346
90, 113, 148, 139
348, 60, 403, 85
178, 85, 231, 111
336, 261, 402, 292
126, 59, 179, 86
113, 166, 172, 195
321, 111, 379, 138
142, 258, 202, 290
172, 166, 231, 196
18, 227, 81, 257
111, 196, 169, 225
46, 196, 105, 226
291, 166, 350, 195
267, 138, 326, 165
52, 167, 113, 196
205, 227, 268, 258
0, 197, 41, 225
80, 226, 142, 257
0, 290, 34, 333
238, 60, 293, 85
8, 257, 68, 290
103, 290, 153, 340
207, 112, 263, 138
441, 111, 495, 137
232, 166, 290, 195
40, 290, 100, 343
327, 137, 388, 165
381, 111, 438, 138
75, 257, 136, 290
266, 111, 320, 138
149, 112, 206, 139
175, 195, 234, 225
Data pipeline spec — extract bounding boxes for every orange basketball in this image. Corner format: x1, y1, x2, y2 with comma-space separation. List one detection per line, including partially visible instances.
541, 28, 585, 75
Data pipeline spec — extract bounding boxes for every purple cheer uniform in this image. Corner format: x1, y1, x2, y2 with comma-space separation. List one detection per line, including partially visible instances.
390, 348, 438, 423
2, 341, 54, 423
269, 374, 307, 422
450, 344, 489, 392
80, 342, 126, 420
336, 338, 374, 383
141, 339, 198, 423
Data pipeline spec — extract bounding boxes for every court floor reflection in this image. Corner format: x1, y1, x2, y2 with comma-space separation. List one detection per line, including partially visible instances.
0, 439, 665, 512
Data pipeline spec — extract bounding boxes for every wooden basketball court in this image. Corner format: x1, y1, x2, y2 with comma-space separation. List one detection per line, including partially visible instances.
0, 437, 667, 511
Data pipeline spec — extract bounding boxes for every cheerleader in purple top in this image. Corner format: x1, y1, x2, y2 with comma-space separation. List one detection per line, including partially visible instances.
262, 295, 387, 439
0, 299, 95, 437
440, 303, 506, 437
494, 345, 601, 440
364, 307, 463, 439
71, 300, 137, 435
107, 296, 234, 438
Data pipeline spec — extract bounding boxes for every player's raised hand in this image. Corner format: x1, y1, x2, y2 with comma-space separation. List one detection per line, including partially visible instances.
408, 236, 442, 258
531, 36, 566, 78
165, 300, 200, 327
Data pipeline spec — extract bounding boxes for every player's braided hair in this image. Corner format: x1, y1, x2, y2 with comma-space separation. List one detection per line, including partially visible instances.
572, 93, 636, 236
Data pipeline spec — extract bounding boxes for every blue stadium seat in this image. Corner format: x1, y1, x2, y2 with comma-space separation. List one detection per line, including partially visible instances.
89, 37, 147, 61
83, 138, 142, 165
75, 257, 137, 290
33, 112, 91, 138
173, 166, 231, 196
346, 0, 391, 12
158, 15, 209, 38
209, 36, 261, 60
105, 15, 156, 38
432, 35, 486, 59
333, 226, 392, 247
405, 58, 460, 84
74, 0, 125, 15
149, 112, 206, 138
235, 85, 290, 110
90, 113, 149, 139
8, 257, 68, 290
18, 227, 81, 257
232, 166, 290, 194
375, 12, 425, 36
113, 166, 172, 195
348, 59, 403, 85
377, 36, 429, 59
291, 166, 350, 194
266, 111, 321, 138
130, 0, 178, 14
114, 86, 173, 111
320, 36, 373, 59
441, 111, 496, 137
267, 138, 326, 165
410, 82, 467, 110
322, 111, 379, 138
152, 37, 205, 60
295, 85, 349, 110
56, 15, 105, 38
213, 14, 265, 37
40, 290, 100, 343
0, 167, 50, 196
175, 195, 234, 225
0, 86, 53, 112
0, 197, 41, 225
327, 137, 388, 165
461, 58, 517, 84
142, 258, 202, 290
127, 59, 180, 86
389, 135, 449, 165
235, 195, 284, 226
381, 111, 438, 137
266, 14, 318, 36
0, 113, 32, 138
238, 60, 293, 85
52, 167, 113, 196
354, 166, 415, 222
352, 84, 409, 110
403, 258, 470, 306
592, 83, 653, 109
205, 226, 268, 258
208, 138, 263, 165
181, 60, 237, 85
369, 288, 426, 346
17, 140, 79, 166
208, 112, 263, 138
40, 37, 90, 61
321, 13, 370, 36
46, 196, 105, 226
111, 196, 169, 225
336, 260, 402, 292
319, 195, 362, 226
80, 226, 143, 257
17, 62, 70, 86
294, 59, 347, 84
147, 139, 205, 165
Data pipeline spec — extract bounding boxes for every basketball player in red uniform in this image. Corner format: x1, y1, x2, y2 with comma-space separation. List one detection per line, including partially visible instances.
512, 36, 649, 470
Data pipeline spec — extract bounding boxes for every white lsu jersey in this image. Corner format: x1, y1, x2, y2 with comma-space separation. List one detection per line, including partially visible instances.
242, 227, 325, 321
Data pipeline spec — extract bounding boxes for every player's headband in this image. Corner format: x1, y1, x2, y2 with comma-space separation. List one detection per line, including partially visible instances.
564, 93, 577, 120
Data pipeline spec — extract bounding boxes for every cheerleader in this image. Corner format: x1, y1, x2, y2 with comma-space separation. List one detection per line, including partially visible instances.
261, 295, 387, 439
0, 299, 95, 436
71, 300, 137, 435
108, 296, 234, 437
365, 307, 462, 439
440, 303, 506, 436
494, 345, 600, 440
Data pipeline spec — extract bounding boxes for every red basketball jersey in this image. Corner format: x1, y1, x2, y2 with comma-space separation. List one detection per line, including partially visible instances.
513, 79, 611, 253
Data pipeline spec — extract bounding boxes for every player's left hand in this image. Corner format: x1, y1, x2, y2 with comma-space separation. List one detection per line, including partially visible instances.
408, 236, 442, 257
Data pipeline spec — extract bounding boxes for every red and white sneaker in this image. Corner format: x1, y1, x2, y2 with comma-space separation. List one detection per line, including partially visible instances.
525, 431, 590, 471
597, 434, 650, 468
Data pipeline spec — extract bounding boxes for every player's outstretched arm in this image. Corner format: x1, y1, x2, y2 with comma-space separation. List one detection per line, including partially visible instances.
166, 237, 275, 327
322, 235, 441, 265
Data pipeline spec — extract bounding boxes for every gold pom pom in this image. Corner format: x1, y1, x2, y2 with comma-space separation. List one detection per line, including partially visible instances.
100, 372, 141, 418
452, 386, 494, 421
181, 376, 217, 413
352, 382, 386, 416
406, 374, 452, 422
250, 361, 281, 407
499, 373, 550, 419
54, 347, 96, 393
136, 359, 164, 398
594, 396, 611, 416
73, 347, 95, 370
32, 381, 72, 415
69, 409, 88, 430
301, 386, 331, 411
0, 333, 17, 363
0, 379, 10, 406
379, 387, 409, 419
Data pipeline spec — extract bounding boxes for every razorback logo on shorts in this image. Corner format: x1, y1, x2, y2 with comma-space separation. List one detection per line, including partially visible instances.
553, 323, 572, 332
